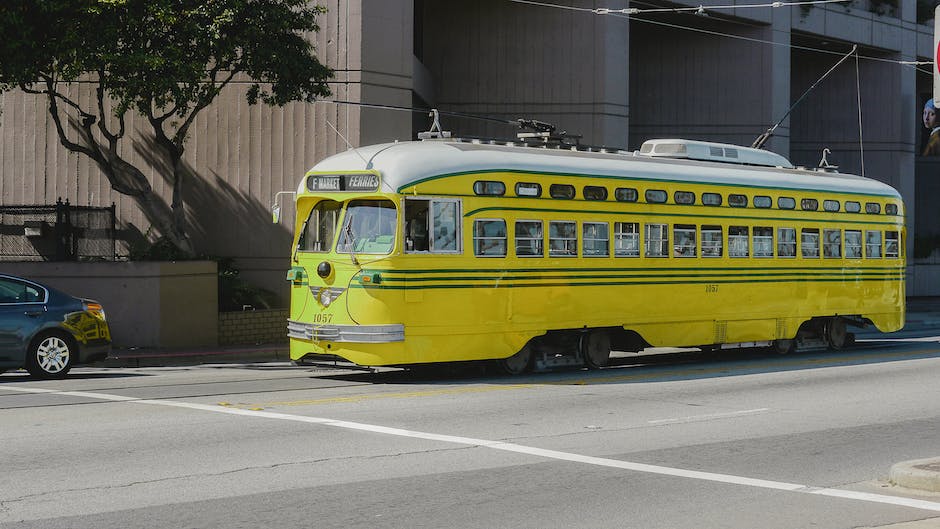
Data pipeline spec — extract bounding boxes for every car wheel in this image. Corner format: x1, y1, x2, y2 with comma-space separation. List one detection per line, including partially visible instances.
26, 332, 74, 379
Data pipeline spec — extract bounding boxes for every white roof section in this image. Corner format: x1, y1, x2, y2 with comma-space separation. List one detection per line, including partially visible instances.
304, 139, 900, 199
638, 139, 793, 169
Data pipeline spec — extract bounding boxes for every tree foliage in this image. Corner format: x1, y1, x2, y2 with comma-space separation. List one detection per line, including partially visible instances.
0, 0, 333, 253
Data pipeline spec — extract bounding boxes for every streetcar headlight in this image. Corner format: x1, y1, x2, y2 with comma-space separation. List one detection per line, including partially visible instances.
317, 287, 346, 307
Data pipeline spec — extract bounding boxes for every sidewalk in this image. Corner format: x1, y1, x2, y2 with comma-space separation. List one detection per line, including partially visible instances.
100, 297, 940, 368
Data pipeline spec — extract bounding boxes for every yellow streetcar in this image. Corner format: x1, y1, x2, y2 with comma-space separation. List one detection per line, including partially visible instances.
283, 134, 904, 374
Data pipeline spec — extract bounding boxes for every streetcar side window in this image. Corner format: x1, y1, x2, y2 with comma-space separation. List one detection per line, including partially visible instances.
615, 188, 638, 202
673, 224, 696, 257
702, 193, 722, 206
753, 227, 773, 258
473, 219, 507, 257
754, 196, 772, 209
729, 226, 749, 257
866, 230, 882, 258
584, 186, 608, 201
801, 199, 819, 211
645, 223, 668, 257
298, 199, 342, 253
777, 228, 796, 257
674, 191, 695, 205
583, 222, 610, 257
885, 231, 900, 258
823, 229, 841, 258
701, 225, 723, 257
845, 201, 861, 213
801, 229, 820, 258
778, 197, 796, 210
824, 200, 840, 212
549, 221, 577, 257
646, 190, 667, 204
515, 220, 544, 257
614, 222, 640, 257
550, 184, 576, 200
886, 204, 899, 215
406, 198, 462, 253
845, 230, 862, 258
728, 194, 748, 208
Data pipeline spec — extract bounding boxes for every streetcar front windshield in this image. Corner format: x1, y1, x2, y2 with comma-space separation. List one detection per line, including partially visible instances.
298, 199, 342, 252
337, 199, 397, 255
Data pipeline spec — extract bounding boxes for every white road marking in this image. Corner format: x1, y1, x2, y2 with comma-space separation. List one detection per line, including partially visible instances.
648, 408, 770, 425
5, 386, 940, 513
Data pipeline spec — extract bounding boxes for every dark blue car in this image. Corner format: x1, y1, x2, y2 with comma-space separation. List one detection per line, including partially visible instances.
0, 274, 111, 378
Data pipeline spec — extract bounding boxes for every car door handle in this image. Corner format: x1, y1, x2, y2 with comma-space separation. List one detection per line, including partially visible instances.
24, 309, 45, 317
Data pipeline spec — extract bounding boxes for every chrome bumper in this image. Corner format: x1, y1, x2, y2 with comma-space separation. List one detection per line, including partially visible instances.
287, 320, 405, 343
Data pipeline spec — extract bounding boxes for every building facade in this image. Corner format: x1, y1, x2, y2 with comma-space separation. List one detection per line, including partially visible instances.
0, 0, 936, 301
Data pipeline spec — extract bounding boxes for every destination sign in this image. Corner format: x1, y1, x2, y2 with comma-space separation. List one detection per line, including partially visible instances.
306, 173, 380, 192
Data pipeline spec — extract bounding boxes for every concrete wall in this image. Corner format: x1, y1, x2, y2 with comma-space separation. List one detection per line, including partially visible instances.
0, 261, 218, 348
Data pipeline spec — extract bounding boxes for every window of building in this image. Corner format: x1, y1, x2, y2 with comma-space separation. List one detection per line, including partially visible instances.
645, 223, 668, 257
473, 219, 506, 257
614, 222, 640, 257
473, 181, 505, 196
701, 225, 723, 257
674, 191, 695, 205
753, 227, 773, 257
646, 190, 667, 204
754, 196, 772, 209
583, 222, 610, 256
729, 226, 749, 257
615, 188, 638, 202
845, 201, 861, 213
673, 224, 696, 257
886, 204, 899, 215
516, 182, 542, 197
583, 186, 608, 201
729, 194, 748, 208
823, 229, 841, 258
801, 198, 819, 211
777, 227, 796, 257
778, 197, 796, 210
515, 220, 543, 257
801, 229, 820, 258
865, 202, 881, 214
702, 193, 722, 206
550, 184, 575, 200
845, 230, 862, 258
866, 230, 882, 258
886, 231, 900, 258
823, 200, 840, 212
549, 221, 577, 257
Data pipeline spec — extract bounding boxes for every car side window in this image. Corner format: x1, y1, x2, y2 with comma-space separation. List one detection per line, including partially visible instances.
0, 279, 43, 303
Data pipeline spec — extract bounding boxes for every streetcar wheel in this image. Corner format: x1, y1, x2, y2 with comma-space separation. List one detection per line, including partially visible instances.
26, 332, 74, 379
498, 345, 533, 375
773, 339, 795, 355
582, 332, 611, 369
825, 318, 848, 350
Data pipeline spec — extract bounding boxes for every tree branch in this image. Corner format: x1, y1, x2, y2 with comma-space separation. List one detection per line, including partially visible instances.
95, 69, 119, 145
36, 77, 97, 159
173, 68, 238, 149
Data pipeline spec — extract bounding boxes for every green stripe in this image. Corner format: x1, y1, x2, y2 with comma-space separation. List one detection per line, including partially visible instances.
363, 265, 904, 275
376, 272, 903, 283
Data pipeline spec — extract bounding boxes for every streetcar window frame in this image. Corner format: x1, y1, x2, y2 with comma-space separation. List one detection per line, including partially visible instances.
550, 184, 576, 200
297, 199, 343, 253
823, 229, 842, 258
865, 230, 882, 258
777, 227, 796, 258
615, 188, 638, 202
549, 220, 578, 257
515, 220, 544, 258
702, 193, 722, 206
583, 222, 610, 257
473, 181, 506, 196
729, 226, 749, 257
645, 190, 667, 204
674, 191, 696, 205
644, 223, 669, 257
614, 222, 640, 257
673, 224, 697, 258
701, 225, 723, 257
753, 196, 772, 209
473, 218, 507, 257
801, 228, 820, 258
583, 186, 608, 201
885, 231, 900, 258
515, 182, 542, 198
845, 201, 861, 213
778, 197, 796, 210
753, 227, 773, 258
845, 230, 862, 258
728, 194, 748, 208
801, 198, 819, 211
404, 198, 462, 254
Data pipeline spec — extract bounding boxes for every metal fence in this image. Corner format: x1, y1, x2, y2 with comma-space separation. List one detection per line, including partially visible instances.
0, 199, 116, 261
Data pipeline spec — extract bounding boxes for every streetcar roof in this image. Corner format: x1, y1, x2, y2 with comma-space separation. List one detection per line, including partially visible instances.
304, 139, 901, 199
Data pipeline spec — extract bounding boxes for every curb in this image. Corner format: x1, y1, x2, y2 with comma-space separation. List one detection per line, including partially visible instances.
890, 458, 940, 493
101, 346, 287, 368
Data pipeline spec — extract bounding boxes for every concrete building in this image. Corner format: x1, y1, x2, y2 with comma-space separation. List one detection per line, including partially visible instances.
1, 0, 938, 302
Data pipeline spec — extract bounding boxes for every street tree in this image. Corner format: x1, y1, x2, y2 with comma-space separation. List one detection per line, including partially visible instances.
0, 0, 333, 254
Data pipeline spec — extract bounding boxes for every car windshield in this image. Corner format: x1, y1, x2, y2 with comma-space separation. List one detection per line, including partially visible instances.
336, 199, 397, 255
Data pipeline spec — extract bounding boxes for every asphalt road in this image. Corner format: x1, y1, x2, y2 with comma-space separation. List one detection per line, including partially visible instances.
2, 334, 940, 529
